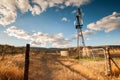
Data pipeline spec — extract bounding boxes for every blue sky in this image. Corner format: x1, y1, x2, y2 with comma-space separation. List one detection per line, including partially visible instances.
0, 0, 120, 47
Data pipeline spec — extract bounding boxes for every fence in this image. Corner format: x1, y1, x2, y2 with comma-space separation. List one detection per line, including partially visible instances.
89, 47, 120, 76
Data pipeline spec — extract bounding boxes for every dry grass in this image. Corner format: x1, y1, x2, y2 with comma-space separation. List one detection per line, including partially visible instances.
112, 67, 120, 77
29, 53, 86, 80
0, 66, 24, 80
59, 56, 120, 80
0, 54, 24, 80
110, 49, 120, 54
0, 52, 120, 80
111, 59, 120, 77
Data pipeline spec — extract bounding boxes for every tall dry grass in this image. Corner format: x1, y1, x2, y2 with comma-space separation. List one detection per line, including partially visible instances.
59, 56, 120, 80
111, 59, 120, 77
0, 54, 24, 80
0, 52, 120, 80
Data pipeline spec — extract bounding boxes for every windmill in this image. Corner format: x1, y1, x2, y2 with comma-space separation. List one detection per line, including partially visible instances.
75, 8, 85, 58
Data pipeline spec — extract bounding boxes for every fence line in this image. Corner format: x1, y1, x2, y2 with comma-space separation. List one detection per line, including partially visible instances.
105, 47, 120, 76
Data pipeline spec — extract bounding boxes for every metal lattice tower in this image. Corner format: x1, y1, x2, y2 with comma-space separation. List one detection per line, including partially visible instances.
75, 8, 85, 57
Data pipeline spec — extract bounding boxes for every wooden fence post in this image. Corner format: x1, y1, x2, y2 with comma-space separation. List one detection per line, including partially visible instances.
24, 44, 30, 80
105, 47, 112, 76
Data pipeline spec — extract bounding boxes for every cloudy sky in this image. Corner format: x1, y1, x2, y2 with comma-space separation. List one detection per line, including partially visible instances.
0, 0, 120, 48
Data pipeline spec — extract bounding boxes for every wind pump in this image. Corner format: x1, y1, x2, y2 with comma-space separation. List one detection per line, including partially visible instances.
75, 8, 85, 57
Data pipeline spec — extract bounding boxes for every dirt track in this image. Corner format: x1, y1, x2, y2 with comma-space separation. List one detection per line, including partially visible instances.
28, 53, 89, 80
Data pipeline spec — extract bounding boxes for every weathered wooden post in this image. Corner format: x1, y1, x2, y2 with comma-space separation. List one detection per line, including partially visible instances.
24, 44, 30, 80
105, 47, 112, 76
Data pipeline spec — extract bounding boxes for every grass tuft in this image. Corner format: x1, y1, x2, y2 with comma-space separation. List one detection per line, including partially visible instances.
0, 66, 24, 80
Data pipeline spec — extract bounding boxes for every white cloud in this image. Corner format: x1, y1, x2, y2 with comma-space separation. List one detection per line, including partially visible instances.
79, 29, 96, 36
29, 5, 41, 15
5, 26, 70, 48
62, 17, 68, 22
4, 26, 30, 40
0, 9, 17, 26
64, 0, 90, 7
87, 12, 120, 33
0, 0, 31, 26
65, 1, 71, 6
70, 29, 95, 41
70, 29, 95, 42
0, 0, 91, 26
16, 0, 30, 13
31, 0, 91, 13
30, 32, 70, 48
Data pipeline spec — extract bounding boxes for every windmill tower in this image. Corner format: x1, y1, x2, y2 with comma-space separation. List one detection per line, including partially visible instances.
75, 8, 85, 57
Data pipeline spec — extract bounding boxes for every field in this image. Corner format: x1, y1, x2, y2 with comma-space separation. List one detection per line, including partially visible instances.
0, 49, 120, 80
